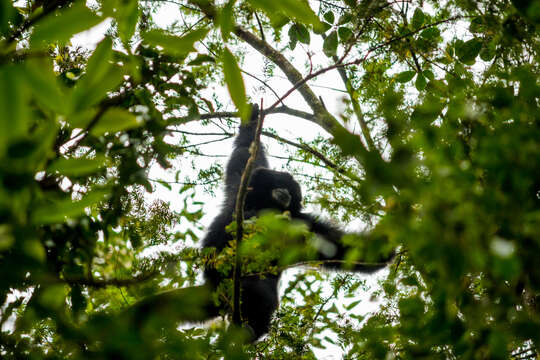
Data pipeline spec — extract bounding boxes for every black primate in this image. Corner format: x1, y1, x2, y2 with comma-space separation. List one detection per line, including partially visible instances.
202, 106, 391, 339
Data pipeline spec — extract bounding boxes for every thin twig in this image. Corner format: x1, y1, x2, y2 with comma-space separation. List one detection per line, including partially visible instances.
58, 271, 159, 288
232, 100, 265, 326
266, 16, 463, 112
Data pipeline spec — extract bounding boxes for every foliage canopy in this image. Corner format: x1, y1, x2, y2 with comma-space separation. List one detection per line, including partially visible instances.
0, 0, 539, 358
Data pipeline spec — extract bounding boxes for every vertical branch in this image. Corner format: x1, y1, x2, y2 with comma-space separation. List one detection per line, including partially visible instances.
232, 100, 265, 326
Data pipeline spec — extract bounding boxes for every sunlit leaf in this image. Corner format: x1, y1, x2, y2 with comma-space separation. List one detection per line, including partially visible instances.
48, 156, 108, 176
116, 0, 139, 45
396, 70, 416, 83
71, 66, 125, 111
220, 0, 235, 41
415, 74, 427, 90
0, 66, 28, 151
248, 0, 324, 31
32, 189, 110, 224
0, 1, 17, 36
221, 48, 249, 121
85, 37, 114, 85
31, 3, 102, 48
143, 28, 209, 56
188, 54, 216, 65
91, 108, 142, 136
23, 59, 66, 114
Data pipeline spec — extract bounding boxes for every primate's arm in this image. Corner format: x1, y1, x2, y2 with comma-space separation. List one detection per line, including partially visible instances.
224, 105, 268, 200
297, 213, 393, 273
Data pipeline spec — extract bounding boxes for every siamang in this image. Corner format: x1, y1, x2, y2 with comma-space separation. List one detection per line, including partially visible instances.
202, 105, 392, 339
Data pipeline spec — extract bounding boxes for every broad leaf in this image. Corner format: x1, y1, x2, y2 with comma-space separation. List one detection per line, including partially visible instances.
23, 59, 66, 114
323, 30, 338, 57
143, 28, 209, 56
31, 3, 102, 48
222, 48, 249, 121
415, 74, 427, 90
71, 66, 125, 112
0, 66, 28, 149
116, 0, 139, 45
91, 108, 142, 136
323, 11, 335, 24
412, 8, 425, 29
456, 38, 482, 64
338, 26, 353, 42
32, 189, 110, 224
220, 0, 235, 41
396, 70, 416, 83
248, 0, 324, 31
48, 156, 108, 176
289, 24, 310, 45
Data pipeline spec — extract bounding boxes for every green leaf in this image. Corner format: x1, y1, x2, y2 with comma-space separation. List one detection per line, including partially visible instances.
420, 27, 440, 39
423, 69, 435, 80
116, 0, 139, 45
48, 156, 108, 176
22, 59, 66, 114
396, 70, 416, 83
426, 79, 447, 97
479, 41, 496, 61
338, 26, 353, 42
289, 24, 310, 46
188, 54, 216, 66
456, 38, 482, 65
222, 48, 249, 121
71, 66, 125, 112
143, 28, 209, 56
0, 66, 28, 151
345, 300, 361, 310
469, 16, 484, 33
411, 96, 445, 125
318, 21, 333, 34
32, 189, 110, 224
248, 0, 324, 31
157, 180, 173, 190
323, 11, 335, 24
415, 74, 427, 90
91, 108, 142, 136
337, 13, 353, 25
85, 37, 114, 84
220, 0, 235, 41
411, 8, 425, 29
323, 30, 338, 57
0, 1, 17, 36
288, 25, 298, 50
398, 297, 424, 317
0, 225, 14, 251
31, 3, 102, 48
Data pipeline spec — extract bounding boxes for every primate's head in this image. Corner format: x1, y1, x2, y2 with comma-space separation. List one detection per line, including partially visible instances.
245, 168, 302, 214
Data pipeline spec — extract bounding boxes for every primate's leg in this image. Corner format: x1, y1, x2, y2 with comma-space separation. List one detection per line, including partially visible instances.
240, 277, 279, 339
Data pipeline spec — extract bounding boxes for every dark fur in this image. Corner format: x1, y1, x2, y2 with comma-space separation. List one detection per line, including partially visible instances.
202, 106, 391, 339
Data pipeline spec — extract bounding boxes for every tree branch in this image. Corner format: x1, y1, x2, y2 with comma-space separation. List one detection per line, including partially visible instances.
62, 271, 159, 288
166, 105, 315, 125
